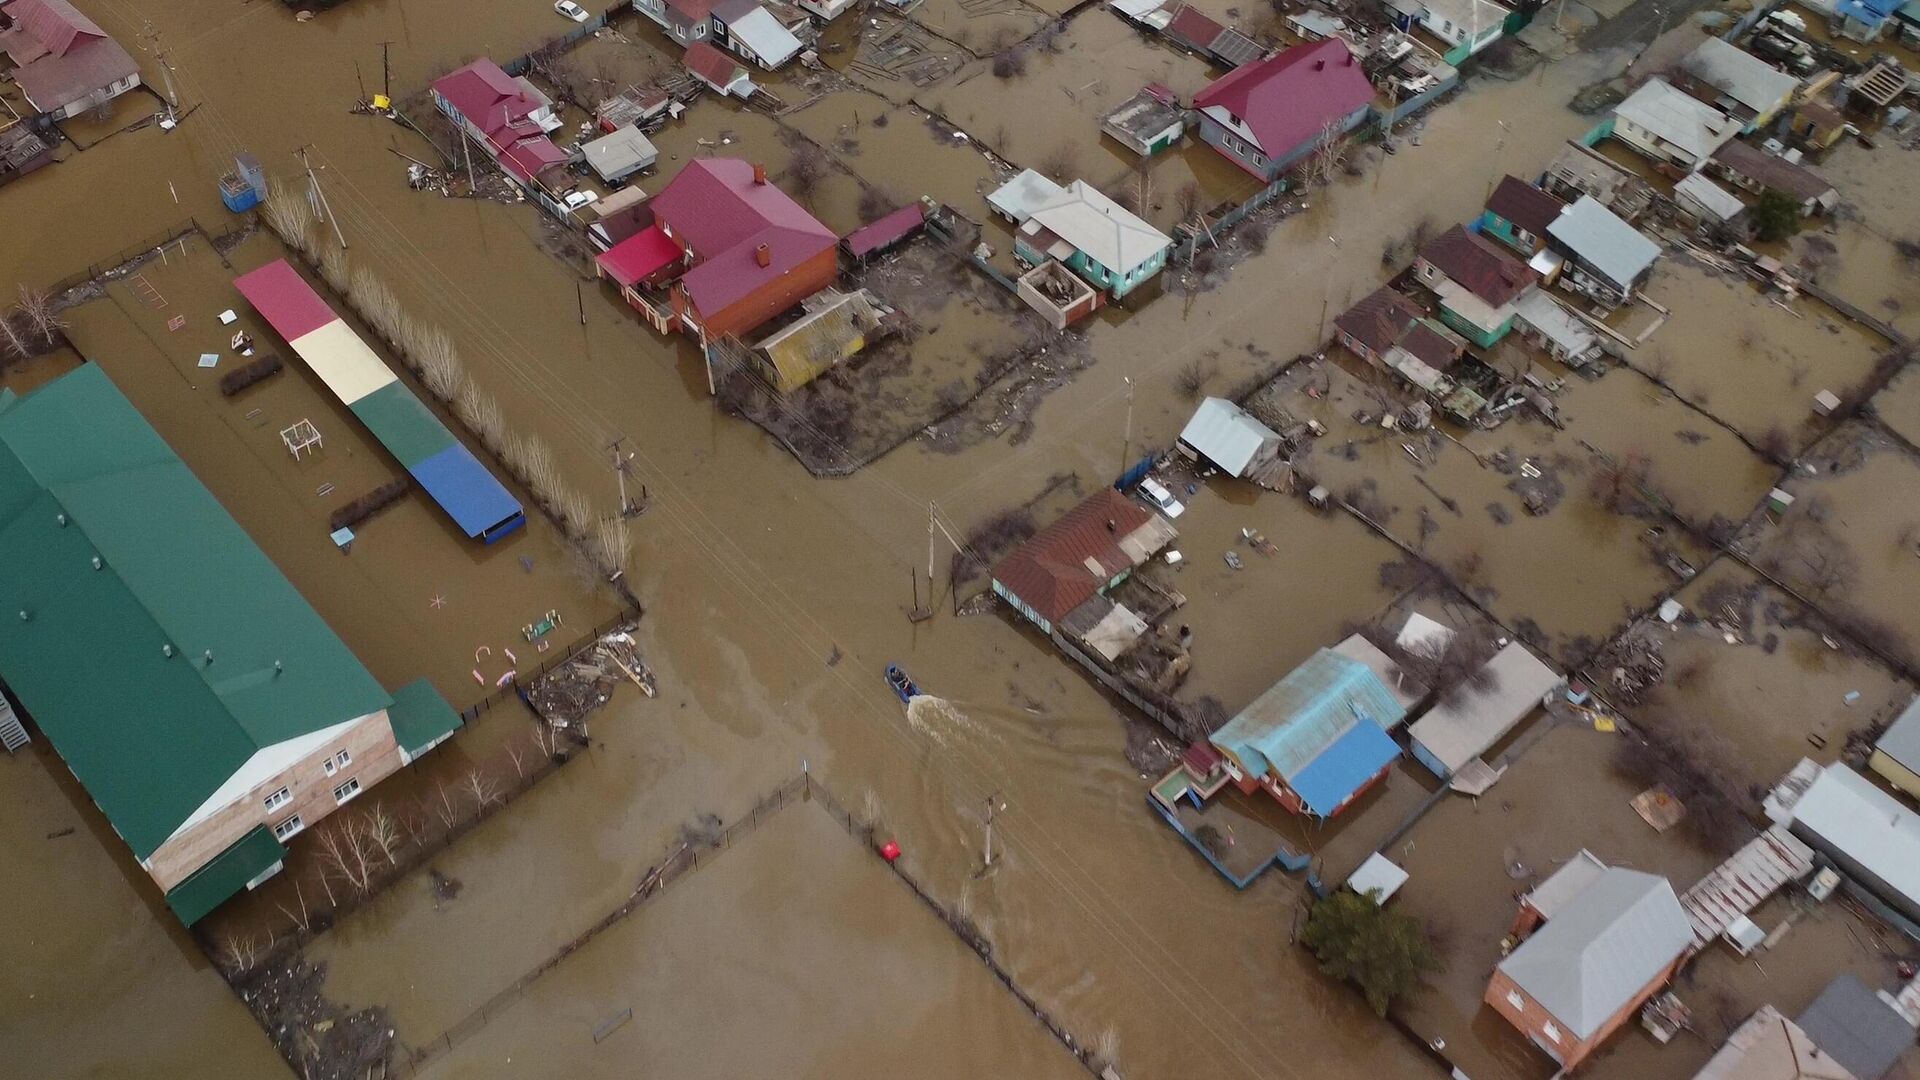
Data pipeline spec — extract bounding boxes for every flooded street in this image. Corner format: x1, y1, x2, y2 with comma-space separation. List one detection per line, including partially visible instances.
8, 0, 1914, 1076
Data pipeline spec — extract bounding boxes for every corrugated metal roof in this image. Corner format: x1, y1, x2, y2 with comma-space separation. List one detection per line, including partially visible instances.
0, 365, 392, 858
1498, 866, 1693, 1040
1875, 696, 1920, 771
1486, 176, 1566, 236
162, 824, 284, 925
652, 159, 836, 318
1193, 39, 1375, 162
1421, 224, 1538, 308
1177, 397, 1279, 477
388, 677, 463, 758
583, 125, 658, 183
992, 489, 1165, 625
1678, 825, 1812, 948
1023, 181, 1171, 277
1288, 719, 1400, 814
1547, 196, 1661, 289
1335, 287, 1424, 356
1696, 1005, 1859, 1080
1524, 850, 1608, 919
1614, 77, 1740, 159
725, 6, 802, 66
1796, 975, 1914, 1080
1680, 37, 1798, 118
1406, 641, 1560, 776
1788, 763, 1920, 910
843, 203, 926, 258
1674, 171, 1748, 222
1210, 649, 1407, 786
988, 169, 1066, 223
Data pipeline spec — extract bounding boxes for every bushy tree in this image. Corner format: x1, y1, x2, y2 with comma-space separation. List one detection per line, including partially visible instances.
1753, 189, 1799, 242
1300, 889, 1440, 1016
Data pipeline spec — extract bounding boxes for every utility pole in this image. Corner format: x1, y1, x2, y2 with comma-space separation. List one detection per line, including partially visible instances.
981, 793, 1005, 873
379, 41, 394, 100
296, 146, 348, 250
608, 437, 645, 517
141, 23, 180, 124
576, 280, 587, 326
354, 60, 368, 102
1119, 376, 1134, 473
462, 130, 476, 191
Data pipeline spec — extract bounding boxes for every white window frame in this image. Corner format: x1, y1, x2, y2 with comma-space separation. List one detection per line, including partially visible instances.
1506, 990, 1525, 1010
273, 814, 306, 841
1541, 1021, 1561, 1044
263, 786, 292, 812
332, 777, 362, 805
322, 748, 352, 776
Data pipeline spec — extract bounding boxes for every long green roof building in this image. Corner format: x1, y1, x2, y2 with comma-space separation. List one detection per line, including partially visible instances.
0, 364, 460, 923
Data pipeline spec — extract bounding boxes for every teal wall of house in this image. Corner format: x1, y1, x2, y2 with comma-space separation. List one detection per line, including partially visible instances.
1437, 304, 1513, 348
1018, 241, 1168, 299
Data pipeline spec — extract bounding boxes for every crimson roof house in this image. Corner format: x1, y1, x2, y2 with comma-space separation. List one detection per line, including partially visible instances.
0, 0, 141, 121
1412, 223, 1537, 348
594, 158, 837, 356
1192, 39, 1376, 184
430, 59, 568, 190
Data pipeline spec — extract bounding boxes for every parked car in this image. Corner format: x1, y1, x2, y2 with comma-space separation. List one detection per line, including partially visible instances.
1137, 477, 1184, 518
554, 0, 590, 21
560, 188, 599, 211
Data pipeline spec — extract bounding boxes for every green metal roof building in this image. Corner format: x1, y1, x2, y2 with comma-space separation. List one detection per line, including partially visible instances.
0, 364, 460, 923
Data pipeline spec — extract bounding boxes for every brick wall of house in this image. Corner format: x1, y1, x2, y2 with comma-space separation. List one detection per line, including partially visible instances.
695, 245, 838, 343
1485, 956, 1684, 1072
147, 713, 402, 891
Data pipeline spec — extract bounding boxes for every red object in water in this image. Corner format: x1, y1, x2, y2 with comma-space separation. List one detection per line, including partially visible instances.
880, 839, 902, 862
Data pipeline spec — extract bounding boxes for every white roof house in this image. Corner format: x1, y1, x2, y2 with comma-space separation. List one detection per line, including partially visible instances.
1524, 850, 1610, 919
1498, 866, 1694, 1042
1177, 397, 1281, 477
582, 125, 659, 184
1512, 288, 1602, 361
728, 7, 803, 68
1021, 180, 1172, 278
1771, 760, 1920, 921
1348, 852, 1410, 903
1613, 77, 1742, 165
1672, 171, 1748, 224
987, 168, 1067, 224
1407, 641, 1562, 777
1679, 37, 1799, 124
1547, 196, 1662, 294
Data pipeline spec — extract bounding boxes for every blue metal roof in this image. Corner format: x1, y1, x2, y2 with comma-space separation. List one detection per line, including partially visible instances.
1288, 720, 1400, 815
1837, 0, 1899, 21
408, 443, 525, 543
1210, 648, 1408, 779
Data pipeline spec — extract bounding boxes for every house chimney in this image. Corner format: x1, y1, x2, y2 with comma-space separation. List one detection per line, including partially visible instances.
755, 243, 771, 268
1315, 58, 1326, 70
753, 162, 767, 185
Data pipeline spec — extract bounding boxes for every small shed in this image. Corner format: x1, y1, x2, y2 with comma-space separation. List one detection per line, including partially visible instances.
1672, 171, 1748, 228
1347, 852, 1409, 903
1176, 397, 1282, 478
1016, 259, 1100, 330
1101, 84, 1187, 157
842, 201, 926, 261
582, 124, 659, 184
987, 168, 1065, 224
685, 41, 755, 97
1796, 974, 1915, 1080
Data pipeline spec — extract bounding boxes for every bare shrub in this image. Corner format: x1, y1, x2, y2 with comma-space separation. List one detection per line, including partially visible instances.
949, 505, 1036, 582
590, 517, 630, 577
318, 246, 350, 295
991, 46, 1028, 79
1038, 144, 1075, 183
461, 768, 504, 810
1387, 624, 1501, 704
1175, 181, 1201, 225
1754, 425, 1793, 463
858, 184, 902, 222
1612, 723, 1750, 850
456, 386, 506, 452
1176, 359, 1213, 400
1239, 219, 1270, 255
215, 933, 262, 978
417, 327, 465, 401
261, 182, 315, 253
0, 312, 28, 359
785, 141, 829, 205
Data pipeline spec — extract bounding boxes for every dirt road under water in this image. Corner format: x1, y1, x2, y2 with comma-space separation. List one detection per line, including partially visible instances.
1, 1, 1826, 1077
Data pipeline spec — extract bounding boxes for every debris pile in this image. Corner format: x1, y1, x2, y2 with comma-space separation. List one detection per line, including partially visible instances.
1597, 621, 1666, 703
234, 957, 392, 1080
526, 626, 655, 727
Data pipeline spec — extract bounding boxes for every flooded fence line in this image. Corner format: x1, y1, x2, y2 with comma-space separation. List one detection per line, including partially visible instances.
394, 771, 1120, 1077
456, 607, 641, 721
42, 217, 243, 303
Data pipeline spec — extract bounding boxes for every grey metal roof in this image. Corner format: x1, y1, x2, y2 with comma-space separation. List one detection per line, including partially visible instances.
1874, 696, 1920, 771
1789, 763, 1920, 911
1796, 974, 1914, 1080
1407, 640, 1561, 775
1177, 397, 1279, 477
1547, 195, 1661, 289
1681, 37, 1798, 118
583, 125, 658, 183
987, 168, 1066, 224
1497, 866, 1693, 1040
1615, 77, 1740, 159
1523, 850, 1609, 919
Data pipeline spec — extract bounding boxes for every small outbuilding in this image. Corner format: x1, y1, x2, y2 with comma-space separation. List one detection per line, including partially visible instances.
987, 167, 1066, 225
1176, 397, 1282, 479
1796, 975, 1914, 1080
1870, 696, 1920, 802
581, 124, 659, 185
1101, 84, 1187, 157
1545, 195, 1661, 306
1406, 641, 1561, 778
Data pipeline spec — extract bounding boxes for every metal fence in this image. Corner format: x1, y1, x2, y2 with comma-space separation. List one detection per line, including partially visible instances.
458, 609, 640, 721
1170, 175, 1290, 266
42, 219, 212, 300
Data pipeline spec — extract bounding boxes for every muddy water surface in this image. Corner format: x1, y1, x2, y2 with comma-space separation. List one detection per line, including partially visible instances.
3, 2, 1711, 1077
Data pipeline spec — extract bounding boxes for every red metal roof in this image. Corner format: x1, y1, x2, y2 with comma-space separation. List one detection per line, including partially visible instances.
596, 224, 682, 288
432, 59, 544, 138
1193, 39, 1374, 163
232, 260, 340, 343
651, 159, 836, 317
683, 41, 742, 90
842, 203, 925, 258
1486, 176, 1566, 237
992, 489, 1155, 626
1165, 5, 1225, 50
1334, 286, 1423, 356
0, 0, 137, 115
1420, 224, 1538, 308
667, 0, 718, 21
494, 129, 568, 183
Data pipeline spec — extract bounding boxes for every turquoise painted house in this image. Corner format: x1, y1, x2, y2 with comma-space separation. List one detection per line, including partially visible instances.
1015, 180, 1172, 300
1480, 175, 1566, 258
1209, 648, 1409, 817
1413, 223, 1538, 349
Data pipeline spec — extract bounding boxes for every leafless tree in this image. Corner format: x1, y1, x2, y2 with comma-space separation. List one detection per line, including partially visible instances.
358, 803, 404, 866
417, 326, 466, 401
785, 141, 829, 206
433, 783, 462, 828
0, 310, 28, 359
555, 486, 592, 538
319, 246, 351, 295
506, 744, 527, 779
1175, 181, 1202, 227
261, 181, 315, 252
15, 285, 64, 346
456, 385, 506, 452
591, 517, 630, 578
313, 819, 374, 896
275, 880, 313, 933
215, 932, 261, 977
1309, 119, 1346, 187
1039, 144, 1075, 183
461, 767, 504, 810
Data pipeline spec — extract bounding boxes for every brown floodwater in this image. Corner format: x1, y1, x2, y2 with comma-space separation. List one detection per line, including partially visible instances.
5, 1, 1852, 1076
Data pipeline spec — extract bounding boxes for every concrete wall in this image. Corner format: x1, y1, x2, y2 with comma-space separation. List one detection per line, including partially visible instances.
147, 713, 403, 891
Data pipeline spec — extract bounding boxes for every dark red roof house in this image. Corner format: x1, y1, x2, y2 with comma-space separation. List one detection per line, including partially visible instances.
1191, 38, 1375, 182
0, 0, 140, 121
684, 41, 751, 97
642, 158, 838, 346
430, 59, 567, 185
1416, 225, 1538, 309
1482, 176, 1567, 255
990, 488, 1175, 635
842, 202, 927, 261
1164, 6, 1226, 53
1333, 286, 1424, 363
